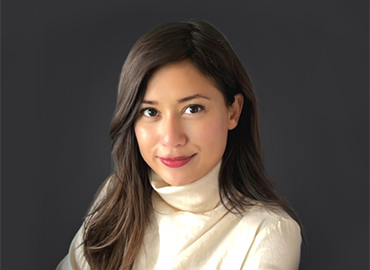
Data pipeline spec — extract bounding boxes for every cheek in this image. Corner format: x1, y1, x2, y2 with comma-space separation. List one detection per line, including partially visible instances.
191, 118, 229, 149
135, 125, 155, 155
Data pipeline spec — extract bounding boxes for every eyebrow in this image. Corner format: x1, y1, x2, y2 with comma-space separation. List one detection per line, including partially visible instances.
142, 94, 210, 105
177, 94, 210, 103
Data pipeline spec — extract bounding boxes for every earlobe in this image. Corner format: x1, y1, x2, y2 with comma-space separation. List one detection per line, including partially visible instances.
228, 93, 244, 130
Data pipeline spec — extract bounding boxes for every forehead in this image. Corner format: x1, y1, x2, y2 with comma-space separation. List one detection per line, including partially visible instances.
144, 60, 222, 100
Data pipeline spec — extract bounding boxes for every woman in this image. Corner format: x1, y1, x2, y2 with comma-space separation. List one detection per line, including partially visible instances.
57, 19, 304, 270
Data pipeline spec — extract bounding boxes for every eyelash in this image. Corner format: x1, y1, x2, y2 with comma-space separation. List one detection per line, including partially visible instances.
139, 104, 205, 118
183, 104, 205, 115
140, 107, 159, 118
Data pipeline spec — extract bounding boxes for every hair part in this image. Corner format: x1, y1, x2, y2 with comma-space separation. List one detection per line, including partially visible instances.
83, 19, 305, 270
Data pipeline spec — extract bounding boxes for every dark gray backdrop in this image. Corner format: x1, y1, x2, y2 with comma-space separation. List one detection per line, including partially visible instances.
2, 0, 368, 269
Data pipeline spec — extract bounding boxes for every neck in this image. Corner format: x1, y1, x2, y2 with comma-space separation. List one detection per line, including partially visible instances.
150, 161, 222, 213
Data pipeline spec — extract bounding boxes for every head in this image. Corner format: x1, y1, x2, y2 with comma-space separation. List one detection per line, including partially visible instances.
110, 19, 260, 188
134, 59, 244, 186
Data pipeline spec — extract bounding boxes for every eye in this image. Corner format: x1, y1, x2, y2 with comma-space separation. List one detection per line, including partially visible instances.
141, 108, 159, 117
184, 104, 205, 115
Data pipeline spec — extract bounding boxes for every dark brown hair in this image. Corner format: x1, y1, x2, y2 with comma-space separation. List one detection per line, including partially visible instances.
83, 19, 304, 270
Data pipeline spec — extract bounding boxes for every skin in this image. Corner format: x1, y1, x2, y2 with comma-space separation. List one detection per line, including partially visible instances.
135, 60, 243, 186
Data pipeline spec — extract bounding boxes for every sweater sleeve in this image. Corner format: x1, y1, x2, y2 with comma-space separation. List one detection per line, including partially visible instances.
54, 224, 89, 270
240, 218, 302, 270
55, 255, 73, 270
55, 177, 112, 270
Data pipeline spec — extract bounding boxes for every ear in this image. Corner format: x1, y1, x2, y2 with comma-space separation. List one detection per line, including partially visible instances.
228, 93, 244, 130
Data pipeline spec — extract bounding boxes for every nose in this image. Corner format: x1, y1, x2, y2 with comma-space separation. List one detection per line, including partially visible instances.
160, 115, 187, 148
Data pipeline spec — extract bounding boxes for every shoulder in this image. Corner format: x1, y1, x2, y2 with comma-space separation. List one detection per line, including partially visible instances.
88, 175, 115, 213
236, 201, 302, 269
238, 200, 301, 233
235, 200, 302, 256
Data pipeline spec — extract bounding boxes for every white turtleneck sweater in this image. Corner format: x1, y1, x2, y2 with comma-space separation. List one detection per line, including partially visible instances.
56, 162, 301, 270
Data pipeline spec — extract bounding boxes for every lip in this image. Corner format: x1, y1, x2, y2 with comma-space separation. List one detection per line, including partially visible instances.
158, 154, 196, 168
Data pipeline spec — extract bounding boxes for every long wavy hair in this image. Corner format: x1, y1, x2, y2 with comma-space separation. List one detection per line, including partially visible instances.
83, 19, 305, 270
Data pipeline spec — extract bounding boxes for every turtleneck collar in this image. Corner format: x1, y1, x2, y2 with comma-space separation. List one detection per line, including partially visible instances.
150, 161, 222, 213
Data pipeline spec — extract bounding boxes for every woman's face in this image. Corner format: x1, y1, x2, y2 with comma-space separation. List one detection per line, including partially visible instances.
135, 60, 243, 186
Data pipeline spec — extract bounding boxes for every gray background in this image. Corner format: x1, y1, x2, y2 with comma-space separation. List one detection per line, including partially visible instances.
2, 0, 368, 269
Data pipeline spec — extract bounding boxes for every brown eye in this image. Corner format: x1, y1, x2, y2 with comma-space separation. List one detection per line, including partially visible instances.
142, 108, 158, 117
184, 104, 205, 114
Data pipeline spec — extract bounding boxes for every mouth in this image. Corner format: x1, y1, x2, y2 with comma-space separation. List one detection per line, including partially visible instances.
158, 154, 196, 168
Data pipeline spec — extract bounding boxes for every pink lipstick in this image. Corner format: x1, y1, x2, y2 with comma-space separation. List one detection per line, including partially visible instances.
159, 155, 195, 168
